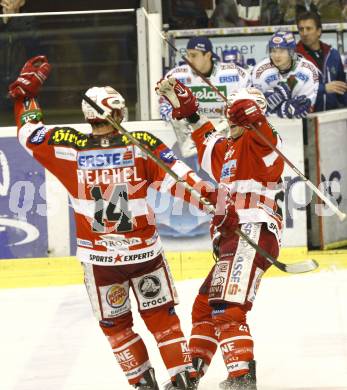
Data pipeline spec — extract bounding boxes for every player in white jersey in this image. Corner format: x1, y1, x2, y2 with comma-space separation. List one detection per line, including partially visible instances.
251, 31, 319, 118
160, 36, 251, 157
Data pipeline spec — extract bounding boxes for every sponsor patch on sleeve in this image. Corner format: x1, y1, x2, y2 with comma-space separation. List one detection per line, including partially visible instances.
28, 125, 48, 145
160, 148, 177, 164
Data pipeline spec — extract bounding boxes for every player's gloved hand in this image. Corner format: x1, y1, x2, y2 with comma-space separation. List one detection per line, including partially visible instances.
156, 77, 198, 120
159, 97, 173, 121
210, 199, 239, 260
8, 55, 51, 99
293, 95, 311, 118
226, 99, 266, 129
265, 81, 292, 111
278, 96, 311, 119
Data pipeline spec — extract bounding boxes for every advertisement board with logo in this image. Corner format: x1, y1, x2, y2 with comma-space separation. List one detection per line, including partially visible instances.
168, 32, 338, 70
1, 118, 308, 260
0, 136, 48, 259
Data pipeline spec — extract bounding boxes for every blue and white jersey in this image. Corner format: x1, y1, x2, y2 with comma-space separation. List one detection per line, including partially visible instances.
251, 55, 319, 106
161, 62, 251, 119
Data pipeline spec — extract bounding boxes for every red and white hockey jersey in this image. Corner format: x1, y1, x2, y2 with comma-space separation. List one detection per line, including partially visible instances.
16, 103, 208, 266
191, 117, 284, 245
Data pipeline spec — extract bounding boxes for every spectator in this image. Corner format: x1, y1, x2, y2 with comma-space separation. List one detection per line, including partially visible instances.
0, 0, 41, 116
279, 0, 318, 24
210, 0, 281, 27
209, 0, 243, 27
313, 0, 345, 23
296, 11, 347, 111
159, 36, 251, 157
280, 0, 344, 24
162, 0, 209, 30
251, 31, 319, 118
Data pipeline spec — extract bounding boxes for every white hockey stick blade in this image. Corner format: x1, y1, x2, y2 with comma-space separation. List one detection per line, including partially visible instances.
281, 259, 319, 274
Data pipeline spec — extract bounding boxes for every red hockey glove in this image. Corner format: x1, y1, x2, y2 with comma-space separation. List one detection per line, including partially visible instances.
156, 77, 198, 120
226, 99, 266, 129
9, 55, 51, 99
212, 202, 239, 237
210, 200, 239, 260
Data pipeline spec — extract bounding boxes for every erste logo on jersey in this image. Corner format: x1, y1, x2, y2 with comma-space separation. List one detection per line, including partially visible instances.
219, 75, 239, 83
77, 146, 134, 169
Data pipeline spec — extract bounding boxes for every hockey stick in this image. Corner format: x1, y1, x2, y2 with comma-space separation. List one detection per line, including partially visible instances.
82, 94, 214, 214
235, 228, 318, 273
141, 8, 346, 222
83, 95, 319, 274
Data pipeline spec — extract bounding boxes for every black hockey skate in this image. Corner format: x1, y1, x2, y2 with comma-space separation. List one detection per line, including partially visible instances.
219, 360, 257, 390
163, 370, 199, 390
134, 367, 159, 390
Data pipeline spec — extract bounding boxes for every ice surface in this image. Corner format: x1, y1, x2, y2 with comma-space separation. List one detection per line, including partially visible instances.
0, 268, 347, 390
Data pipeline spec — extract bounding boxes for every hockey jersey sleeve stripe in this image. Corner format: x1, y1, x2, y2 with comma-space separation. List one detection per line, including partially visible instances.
69, 195, 149, 218
200, 135, 221, 182
262, 135, 282, 167
223, 179, 281, 200
159, 160, 191, 193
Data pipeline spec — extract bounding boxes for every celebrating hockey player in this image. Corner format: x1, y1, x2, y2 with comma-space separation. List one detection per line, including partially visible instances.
156, 78, 284, 390
251, 31, 319, 118
8, 56, 216, 390
159, 36, 251, 157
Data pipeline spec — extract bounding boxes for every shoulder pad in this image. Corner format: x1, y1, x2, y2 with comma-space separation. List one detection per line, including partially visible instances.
167, 65, 190, 76
121, 131, 163, 151
218, 62, 237, 71
254, 60, 275, 79
48, 127, 89, 149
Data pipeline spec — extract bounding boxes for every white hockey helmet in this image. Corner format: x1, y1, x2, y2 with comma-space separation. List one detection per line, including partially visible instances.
225, 87, 267, 115
82, 86, 126, 123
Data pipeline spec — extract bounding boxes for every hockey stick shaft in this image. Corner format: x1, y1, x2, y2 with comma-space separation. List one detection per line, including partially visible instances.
82, 94, 317, 273
235, 228, 319, 273
142, 7, 346, 222
82, 94, 214, 213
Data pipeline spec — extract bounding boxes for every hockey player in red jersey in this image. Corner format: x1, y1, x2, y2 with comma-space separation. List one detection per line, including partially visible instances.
156, 78, 284, 390
8, 57, 215, 390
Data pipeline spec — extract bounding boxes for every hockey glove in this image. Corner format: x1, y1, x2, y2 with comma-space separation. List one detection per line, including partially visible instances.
156, 77, 198, 120
9, 55, 51, 99
210, 200, 239, 260
226, 99, 266, 129
265, 81, 292, 111
278, 96, 311, 119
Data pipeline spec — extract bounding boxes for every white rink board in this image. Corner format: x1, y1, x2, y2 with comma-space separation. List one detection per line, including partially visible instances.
0, 118, 307, 256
